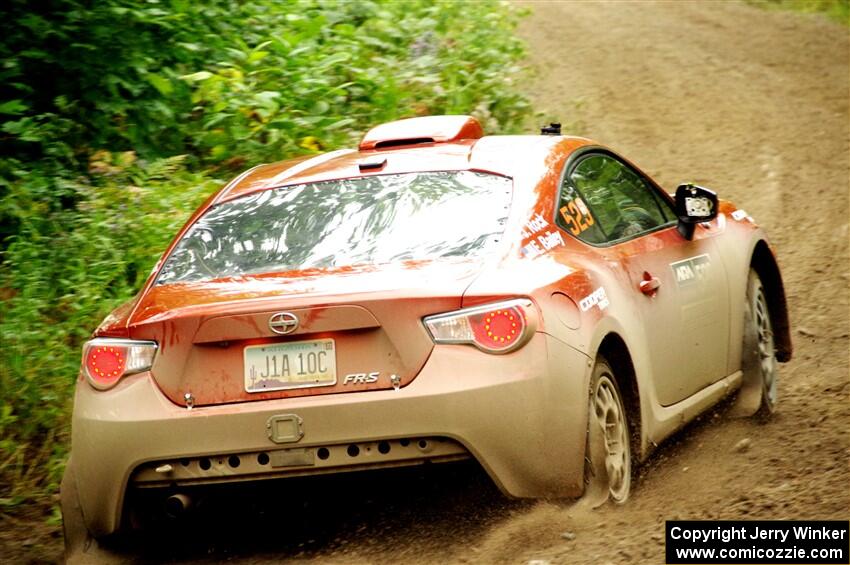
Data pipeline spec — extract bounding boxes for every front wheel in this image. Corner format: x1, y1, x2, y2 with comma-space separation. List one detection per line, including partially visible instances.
749, 269, 778, 416
584, 358, 631, 504
731, 268, 780, 418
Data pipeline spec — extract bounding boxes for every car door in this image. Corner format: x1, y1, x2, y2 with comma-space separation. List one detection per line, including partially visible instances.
556, 151, 730, 406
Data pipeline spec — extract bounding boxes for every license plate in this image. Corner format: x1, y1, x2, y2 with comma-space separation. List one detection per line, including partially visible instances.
244, 339, 336, 393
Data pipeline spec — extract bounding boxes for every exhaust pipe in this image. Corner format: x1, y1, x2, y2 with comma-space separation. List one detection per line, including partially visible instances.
165, 493, 191, 518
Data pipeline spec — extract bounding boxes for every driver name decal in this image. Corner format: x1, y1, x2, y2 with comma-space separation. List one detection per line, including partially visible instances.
520, 212, 549, 239
521, 212, 565, 259
670, 254, 711, 287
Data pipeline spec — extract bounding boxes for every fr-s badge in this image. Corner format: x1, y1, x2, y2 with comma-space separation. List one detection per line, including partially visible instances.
343, 372, 379, 385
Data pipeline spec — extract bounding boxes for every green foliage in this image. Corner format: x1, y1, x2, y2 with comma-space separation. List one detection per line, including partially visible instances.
1, 0, 196, 157
1, 0, 529, 167
0, 156, 220, 498
178, 0, 530, 163
749, 0, 850, 25
0, 0, 531, 505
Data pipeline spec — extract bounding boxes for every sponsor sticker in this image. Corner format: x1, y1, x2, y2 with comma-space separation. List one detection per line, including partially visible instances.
579, 286, 609, 312
670, 254, 711, 287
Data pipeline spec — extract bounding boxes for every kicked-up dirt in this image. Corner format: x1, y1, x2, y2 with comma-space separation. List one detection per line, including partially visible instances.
2, 1, 848, 563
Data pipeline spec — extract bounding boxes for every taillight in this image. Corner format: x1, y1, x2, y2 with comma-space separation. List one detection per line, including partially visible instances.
423, 299, 533, 354
82, 338, 157, 390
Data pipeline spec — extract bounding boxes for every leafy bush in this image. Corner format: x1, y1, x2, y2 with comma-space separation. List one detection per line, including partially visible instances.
0, 0, 531, 505
748, 0, 850, 25
1, 0, 529, 166
179, 0, 530, 163
0, 157, 220, 503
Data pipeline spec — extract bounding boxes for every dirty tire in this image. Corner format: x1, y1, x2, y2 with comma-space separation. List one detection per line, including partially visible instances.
584, 357, 631, 505
747, 269, 778, 418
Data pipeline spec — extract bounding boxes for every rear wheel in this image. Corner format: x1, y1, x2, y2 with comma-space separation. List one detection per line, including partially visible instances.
584, 358, 631, 504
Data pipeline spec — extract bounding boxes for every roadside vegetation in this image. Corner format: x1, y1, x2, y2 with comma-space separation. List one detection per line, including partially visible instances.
0, 0, 531, 512
750, 0, 850, 24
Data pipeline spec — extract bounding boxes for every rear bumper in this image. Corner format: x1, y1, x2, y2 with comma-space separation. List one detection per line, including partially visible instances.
68, 333, 591, 536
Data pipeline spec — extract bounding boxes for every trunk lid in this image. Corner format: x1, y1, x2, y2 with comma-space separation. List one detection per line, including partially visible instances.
128, 259, 480, 406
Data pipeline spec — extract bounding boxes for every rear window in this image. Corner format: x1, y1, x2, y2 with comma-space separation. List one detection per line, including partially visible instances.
157, 171, 512, 285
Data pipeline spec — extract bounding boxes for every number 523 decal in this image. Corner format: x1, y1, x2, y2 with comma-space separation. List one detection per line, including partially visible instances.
559, 198, 594, 235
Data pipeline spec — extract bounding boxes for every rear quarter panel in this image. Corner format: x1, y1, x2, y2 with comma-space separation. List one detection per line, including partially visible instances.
461, 138, 657, 455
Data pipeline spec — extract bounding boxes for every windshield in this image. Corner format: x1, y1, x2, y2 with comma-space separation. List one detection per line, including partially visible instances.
156, 171, 512, 285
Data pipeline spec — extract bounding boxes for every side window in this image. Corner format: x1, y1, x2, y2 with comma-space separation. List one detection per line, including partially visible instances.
556, 153, 674, 244
555, 174, 607, 245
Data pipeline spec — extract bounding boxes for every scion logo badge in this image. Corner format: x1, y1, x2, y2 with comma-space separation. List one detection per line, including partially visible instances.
269, 312, 299, 335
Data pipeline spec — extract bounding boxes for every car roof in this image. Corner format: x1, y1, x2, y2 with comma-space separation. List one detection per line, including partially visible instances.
213, 116, 594, 204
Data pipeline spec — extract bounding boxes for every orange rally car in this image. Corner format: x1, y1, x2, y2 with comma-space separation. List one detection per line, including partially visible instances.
61, 115, 791, 550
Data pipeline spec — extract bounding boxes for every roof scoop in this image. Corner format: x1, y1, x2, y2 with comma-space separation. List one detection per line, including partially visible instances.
358, 115, 484, 151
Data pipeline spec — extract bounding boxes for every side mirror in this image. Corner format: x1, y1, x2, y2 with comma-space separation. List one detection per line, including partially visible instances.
675, 183, 718, 240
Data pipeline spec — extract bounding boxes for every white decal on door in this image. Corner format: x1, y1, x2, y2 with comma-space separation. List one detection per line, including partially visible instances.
670, 254, 711, 287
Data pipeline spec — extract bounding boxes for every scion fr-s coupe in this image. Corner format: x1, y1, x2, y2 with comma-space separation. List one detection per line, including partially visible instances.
61, 115, 791, 553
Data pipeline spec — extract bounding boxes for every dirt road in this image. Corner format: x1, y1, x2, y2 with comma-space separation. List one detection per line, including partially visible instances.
484, 1, 850, 562
10, 2, 848, 563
